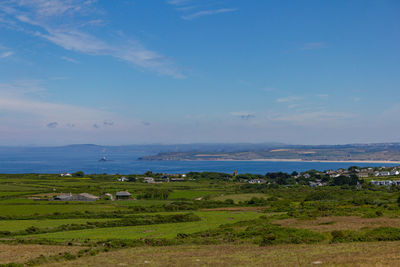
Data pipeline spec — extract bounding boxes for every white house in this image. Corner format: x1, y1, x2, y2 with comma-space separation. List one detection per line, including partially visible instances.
143, 177, 155, 183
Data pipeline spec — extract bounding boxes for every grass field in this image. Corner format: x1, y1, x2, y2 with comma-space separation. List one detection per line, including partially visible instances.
212, 193, 268, 203
168, 190, 218, 200
43, 241, 400, 267
0, 203, 125, 216
3, 172, 400, 265
273, 216, 400, 232
115, 199, 172, 207
0, 218, 118, 232
22, 211, 261, 240
0, 191, 33, 197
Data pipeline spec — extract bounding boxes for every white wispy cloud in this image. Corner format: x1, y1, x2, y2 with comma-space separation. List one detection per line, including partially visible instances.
0, 0, 184, 78
0, 80, 46, 96
167, 0, 192, 5
0, 80, 114, 128
0, 95, 110, 124
276, 96, 303, 103
61, 56, 79, 63
0, 51, 14, 58
167, 0, 237, 20
288, 104, 300, 109
182, 8, 237, 20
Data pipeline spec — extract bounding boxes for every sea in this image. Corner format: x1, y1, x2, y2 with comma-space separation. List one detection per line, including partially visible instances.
0, 146, 397, 174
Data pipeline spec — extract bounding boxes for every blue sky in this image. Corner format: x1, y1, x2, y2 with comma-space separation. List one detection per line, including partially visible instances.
0, 0, 399, 145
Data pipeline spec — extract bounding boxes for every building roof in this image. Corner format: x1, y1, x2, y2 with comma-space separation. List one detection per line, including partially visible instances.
55, 193, 72, 199
76, 193, 99, 199
116, 191, 131, 196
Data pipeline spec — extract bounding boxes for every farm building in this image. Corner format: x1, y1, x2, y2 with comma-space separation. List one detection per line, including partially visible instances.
59, 173, 72, 177
104, 193, 114, 200
53, 193, 99, 201
143, 177, 155, 183
68, 193, 99, 201
116, 191, 131, 200
53, 193, 72, 201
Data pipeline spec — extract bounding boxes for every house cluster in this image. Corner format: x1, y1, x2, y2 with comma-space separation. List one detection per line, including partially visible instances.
322, 167, 400, 178
374, 169, 400, 177
117, 174, 188, 183
53, 191, 132, 201
164, 173, 187, 178
370, 180, 400, 186
309, 180, 328, 187
59, 173, 72, 177
248, 179, 267, 184
323, 168, 374, 178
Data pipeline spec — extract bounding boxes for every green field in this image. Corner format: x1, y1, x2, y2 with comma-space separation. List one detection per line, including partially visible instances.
1, 171, 400, 266
168, 190, 218, 200
0, 218, 118, 232
0, 203, 124, 216
21, 211, 261, 240
212, 193, 269, 203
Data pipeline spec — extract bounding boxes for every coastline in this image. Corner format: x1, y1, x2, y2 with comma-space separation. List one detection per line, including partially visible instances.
173, 158, 400, 164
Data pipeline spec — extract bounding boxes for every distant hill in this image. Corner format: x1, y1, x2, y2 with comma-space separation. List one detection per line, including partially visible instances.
138, 143, 400, 162
0, 143, 284, 155
3, 143, 400, 163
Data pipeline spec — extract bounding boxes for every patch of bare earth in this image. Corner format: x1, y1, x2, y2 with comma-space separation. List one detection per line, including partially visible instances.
273, 216, 400, 231
44, 242, 400, 267
0, 244, 83, 264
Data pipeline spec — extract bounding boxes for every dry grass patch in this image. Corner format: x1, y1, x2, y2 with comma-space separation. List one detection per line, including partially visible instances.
44, 241, 400, 267
0, 244, 83, 264
273, 216, 400, 231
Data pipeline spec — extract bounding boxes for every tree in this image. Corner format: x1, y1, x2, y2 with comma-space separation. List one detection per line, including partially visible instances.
331, 174, 359, 186
397, 194, 400, 208
73, 171, 84, 177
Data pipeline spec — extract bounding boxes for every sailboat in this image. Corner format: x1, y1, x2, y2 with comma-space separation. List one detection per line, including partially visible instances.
99, 156, 109, 162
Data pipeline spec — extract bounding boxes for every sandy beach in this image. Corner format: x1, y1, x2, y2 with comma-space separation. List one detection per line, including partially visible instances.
183, 158, 400, 164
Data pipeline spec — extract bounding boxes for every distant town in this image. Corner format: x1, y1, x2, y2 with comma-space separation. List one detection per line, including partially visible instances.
50, 165, 400, 202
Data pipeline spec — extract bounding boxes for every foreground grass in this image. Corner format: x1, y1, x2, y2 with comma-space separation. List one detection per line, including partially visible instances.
42, 241, 400, 267
21, 211, 261, 240
0, 244, 83, 264
273, 216, 400, 232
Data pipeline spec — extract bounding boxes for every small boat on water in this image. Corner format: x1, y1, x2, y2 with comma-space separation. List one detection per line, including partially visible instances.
99, 156, 109, 162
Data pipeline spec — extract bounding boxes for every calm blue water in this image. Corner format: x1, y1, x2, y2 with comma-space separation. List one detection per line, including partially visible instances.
0, 148, 397, 174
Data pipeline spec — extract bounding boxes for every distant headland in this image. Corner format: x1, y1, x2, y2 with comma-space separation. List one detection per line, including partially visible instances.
138, 143, 400, 163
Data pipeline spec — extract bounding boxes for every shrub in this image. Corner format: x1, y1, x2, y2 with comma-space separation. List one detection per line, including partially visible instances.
260, 233, 276, 246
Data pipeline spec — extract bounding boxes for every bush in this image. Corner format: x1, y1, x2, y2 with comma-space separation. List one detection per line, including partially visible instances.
260, 233, 276, 245
224, 199, 234, 204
